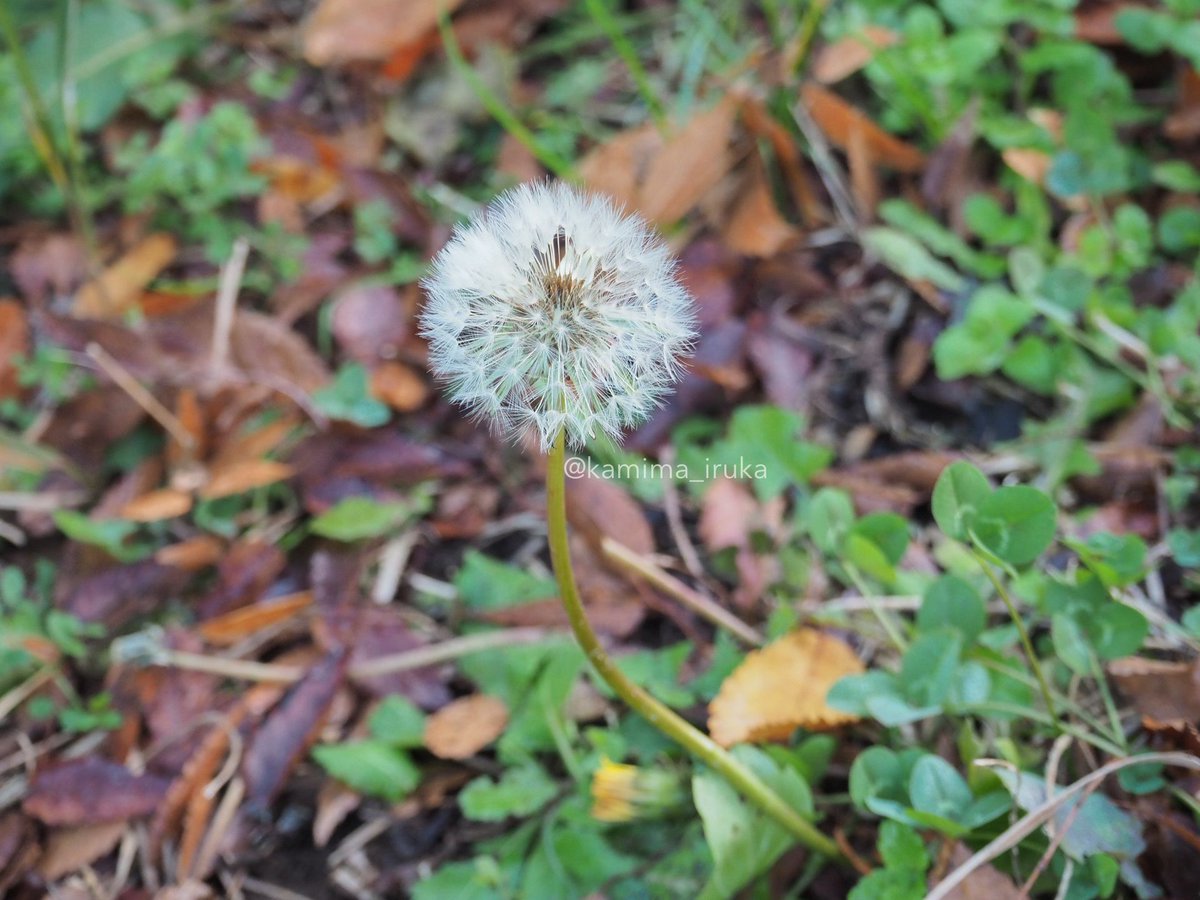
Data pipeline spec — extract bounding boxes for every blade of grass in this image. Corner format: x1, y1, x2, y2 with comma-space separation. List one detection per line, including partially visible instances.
437, 8, 575, 180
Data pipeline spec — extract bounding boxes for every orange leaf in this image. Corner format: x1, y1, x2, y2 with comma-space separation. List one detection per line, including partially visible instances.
423, 695, 509, 760
801, 83, 926, 173
156, 535, 224, 571
370, 361, 430, 412
199, 459, 295, 501
0, 299, 28, 401
120, 488, 194, 522
708, 629, 863, 747
74, 234, 178, 318
724, 161, 797, 257
811, 26, 898, 84
197, 591, 313, 646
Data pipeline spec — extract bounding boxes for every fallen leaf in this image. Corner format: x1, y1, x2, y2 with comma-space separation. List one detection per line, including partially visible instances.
565, 471, 654, 557
1109, 657, 1200, 723
724, 161, 797, 257
9, 232, 86, 302
198, 591, 313, 646
119, 488, 194, 522
155, 535, 224, 571
1002, 147, 1052, 186
812, 26, 899, 83
699, 478, 774, 553
708, 629, 863, 747
370, 361, 430, 411
58, 559, 188, 627
36, 820, 126, 882
581, 95, 739, 225
0, 812, 39, 894
801, 83, 926, 173
230, 310, 331, 394
424, 695, 509, 759
0, 300, 28, 401
24, 758, 171, 826
935, 842, 1021, 899
196, 539, 286, 620
313, 782, 362, 848
303, 0, 465, 66
74, 233, 178, 318
242, 650, 347, 811
199, 458, 295, 501
251, 156, 341, 204
333, 283, 409, 364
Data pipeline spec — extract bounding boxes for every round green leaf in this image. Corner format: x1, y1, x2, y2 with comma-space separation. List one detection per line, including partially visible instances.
931, 462, 991, 540
971, 485, 1057, 566
918, 575, 986, 644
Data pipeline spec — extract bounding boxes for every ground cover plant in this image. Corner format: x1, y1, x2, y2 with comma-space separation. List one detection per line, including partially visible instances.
0, 0, 1198, 897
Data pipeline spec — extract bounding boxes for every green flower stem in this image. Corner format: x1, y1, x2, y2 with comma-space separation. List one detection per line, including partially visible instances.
973, 552, 1060, 728
546, 430, 842, 861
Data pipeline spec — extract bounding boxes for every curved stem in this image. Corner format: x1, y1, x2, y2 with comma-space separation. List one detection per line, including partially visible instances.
545, 431, 842, 860
973, 552, 1060, 727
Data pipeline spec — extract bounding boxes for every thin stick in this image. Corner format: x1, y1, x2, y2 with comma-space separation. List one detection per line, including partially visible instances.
657, 444, 706, 579
600, 537, 763, 646
86, 342, 196, 456
139, 628, 558, 684
211, 237, 249, 373
548, 431, 843, 860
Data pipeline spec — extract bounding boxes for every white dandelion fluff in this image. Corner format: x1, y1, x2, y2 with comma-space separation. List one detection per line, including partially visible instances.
419, 181, 697, 451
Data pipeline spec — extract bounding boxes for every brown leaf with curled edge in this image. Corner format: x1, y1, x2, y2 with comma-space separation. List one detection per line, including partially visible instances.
801, 83, 926, 173
424, 695, 509, 760
230, 310, 330, 394
156, 535, 224, 571
303, 0, 465, 66
75, 233, 177, 318
581, 95, 739, 225
812, 26, 899, 83
371, 361, 430, 412
708, 629, 863, 747
24, 758, 171, 826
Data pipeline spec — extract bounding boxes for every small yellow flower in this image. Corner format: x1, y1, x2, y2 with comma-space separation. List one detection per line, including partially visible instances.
590, 758, 683, 823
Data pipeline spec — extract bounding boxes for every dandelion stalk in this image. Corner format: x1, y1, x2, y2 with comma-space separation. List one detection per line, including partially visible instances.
419, 181, 842, 861
547, 430, 840, 856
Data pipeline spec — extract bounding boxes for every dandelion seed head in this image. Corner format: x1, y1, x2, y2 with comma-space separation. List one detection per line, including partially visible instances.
420, 181, 697, 451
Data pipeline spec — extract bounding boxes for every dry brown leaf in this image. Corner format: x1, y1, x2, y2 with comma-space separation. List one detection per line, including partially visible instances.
1109, 657, 1200, 723
120, 488, 194, 522
724, 162, 797, 257
36, 821, 126, 882
565, 470, 654, 557
74, 234, 177, 318
199, 459, 295, 501
812, 26, 898, 84
303, 0, 465, 66
1002, 148, 1052, 186
708, 629, 863, 747
581, 95, 739, 225
155, 535, 224, 571
313, 781, 362, 848
424, 695, 509, 760
801, 83, 926, 173
251, 156, 341, 204
0, 299, 28, 401
936, 842, 1022, 899
370, 361, 430, 411
197, 591, 313, 646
